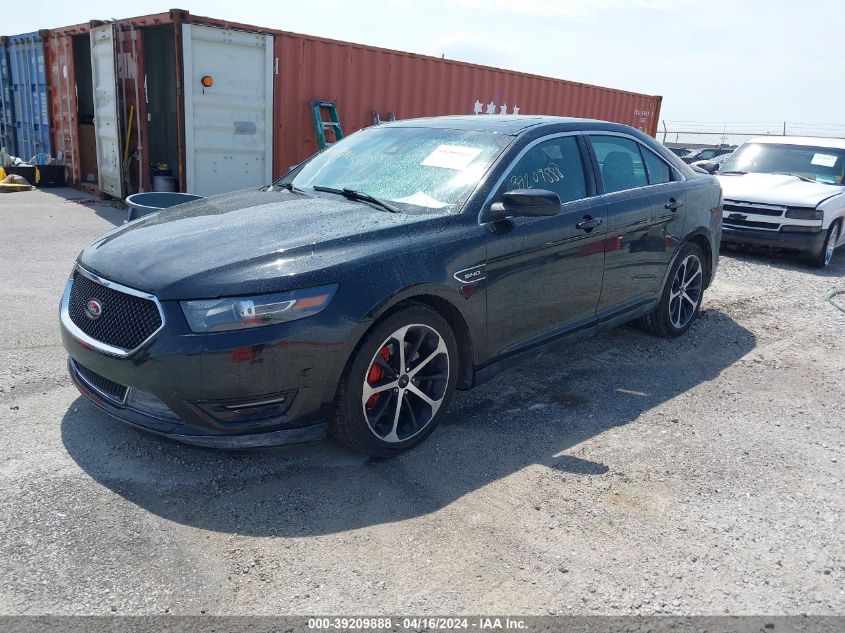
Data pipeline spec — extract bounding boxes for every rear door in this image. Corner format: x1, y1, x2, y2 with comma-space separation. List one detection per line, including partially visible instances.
484, 133, 607, 360
586, 133, 686, 315
181, 25, 274, 196
90, 24, 124, 198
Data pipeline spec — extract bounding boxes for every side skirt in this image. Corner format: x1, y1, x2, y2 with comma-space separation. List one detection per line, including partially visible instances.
471, 298, 657, 388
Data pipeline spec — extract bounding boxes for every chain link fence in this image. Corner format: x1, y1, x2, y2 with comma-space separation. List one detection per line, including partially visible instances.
660, 121, 845, 149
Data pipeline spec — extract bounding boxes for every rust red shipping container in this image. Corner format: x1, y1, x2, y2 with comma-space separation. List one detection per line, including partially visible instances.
39, 9, 662, 195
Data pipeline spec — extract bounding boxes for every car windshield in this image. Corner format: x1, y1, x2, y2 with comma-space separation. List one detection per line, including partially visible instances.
277, 126, 512, 213
720, 142, 845, 185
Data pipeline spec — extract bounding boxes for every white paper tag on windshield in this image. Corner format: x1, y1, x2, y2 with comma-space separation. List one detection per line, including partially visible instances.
421, 145, 483, 170
393, 191, 448, 209
811, 153, 838, 167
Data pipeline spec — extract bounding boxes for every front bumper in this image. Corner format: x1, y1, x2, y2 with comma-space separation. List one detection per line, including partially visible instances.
61, 279, 363, 448
721, 225, 827, 252
69, 358, 328, 448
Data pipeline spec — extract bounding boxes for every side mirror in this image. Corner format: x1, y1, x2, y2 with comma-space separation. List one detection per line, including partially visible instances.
694, 160, 720, 175
483, 189, 561, 222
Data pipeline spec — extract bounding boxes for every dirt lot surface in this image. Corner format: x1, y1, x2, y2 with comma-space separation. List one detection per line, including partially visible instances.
1, 189, 843, 615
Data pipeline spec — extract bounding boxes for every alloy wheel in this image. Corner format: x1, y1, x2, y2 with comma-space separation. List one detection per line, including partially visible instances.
669, 254, 703, 329
361, 324, 450, 443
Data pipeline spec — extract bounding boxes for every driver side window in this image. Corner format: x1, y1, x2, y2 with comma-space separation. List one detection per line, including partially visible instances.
500, 136, 588, 204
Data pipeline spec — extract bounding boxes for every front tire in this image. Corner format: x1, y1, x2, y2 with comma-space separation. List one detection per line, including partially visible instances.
810, 221, 840, 268
639, 242, 706, 338
331, 304, 458, 457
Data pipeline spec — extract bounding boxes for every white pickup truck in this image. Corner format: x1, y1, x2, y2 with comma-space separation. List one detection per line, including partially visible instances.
705, 136, 845, 267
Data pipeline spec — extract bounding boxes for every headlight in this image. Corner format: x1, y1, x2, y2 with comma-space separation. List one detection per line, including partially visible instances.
785, 207, 823, 220
180, 285, 337, 333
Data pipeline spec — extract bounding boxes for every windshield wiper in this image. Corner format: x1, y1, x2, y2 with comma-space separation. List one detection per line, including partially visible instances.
774, 172, 815, 183
720, 170, 747, 175
272, 182, 306, 194
312, 186, 399, 213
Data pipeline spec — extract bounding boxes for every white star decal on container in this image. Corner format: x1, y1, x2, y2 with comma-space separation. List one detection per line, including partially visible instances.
473, 98, 521, 115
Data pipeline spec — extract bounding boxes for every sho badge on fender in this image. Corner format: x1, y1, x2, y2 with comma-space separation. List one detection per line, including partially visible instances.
453, 265, 486, 285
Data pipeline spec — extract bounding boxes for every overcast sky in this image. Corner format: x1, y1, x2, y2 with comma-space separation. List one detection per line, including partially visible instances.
8, 0, 843, 126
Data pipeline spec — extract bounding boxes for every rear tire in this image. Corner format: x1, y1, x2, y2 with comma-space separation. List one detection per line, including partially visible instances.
810, 221, 840, 268
639, 242, 706, 338
330, 304, 458, 457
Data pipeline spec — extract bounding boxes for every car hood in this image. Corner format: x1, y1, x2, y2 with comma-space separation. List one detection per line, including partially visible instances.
78, 189, 448, 300
717, 172, 844, 207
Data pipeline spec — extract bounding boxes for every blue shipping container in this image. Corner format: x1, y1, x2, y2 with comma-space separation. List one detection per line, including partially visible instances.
7, 32, 51, 159
0, 38, 15, 154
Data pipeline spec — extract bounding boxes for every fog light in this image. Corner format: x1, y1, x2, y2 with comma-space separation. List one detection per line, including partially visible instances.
125, 388, 181, 421
781, 225, 822, 233
193, 391, 296, 424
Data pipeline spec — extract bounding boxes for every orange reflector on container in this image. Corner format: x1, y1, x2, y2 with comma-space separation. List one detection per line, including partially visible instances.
201, 75, 214, 88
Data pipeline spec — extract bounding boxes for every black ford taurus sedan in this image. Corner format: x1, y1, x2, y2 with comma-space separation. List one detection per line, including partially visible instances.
61, 116, 722, 456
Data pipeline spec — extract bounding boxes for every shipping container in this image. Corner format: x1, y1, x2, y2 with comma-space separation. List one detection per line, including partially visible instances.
43, 10, 275, 197
45, 15, 182, 196
5, 32, 52, 159
0, 38, 15, 152
36, 9, 661, 198
273, 31, 662, 174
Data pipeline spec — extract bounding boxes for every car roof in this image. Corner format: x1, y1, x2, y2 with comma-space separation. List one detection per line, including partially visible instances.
383, 114, 632, 135
746, 135, 845, 150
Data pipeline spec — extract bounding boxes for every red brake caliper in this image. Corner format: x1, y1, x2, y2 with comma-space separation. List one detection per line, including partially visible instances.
365, 345, 392, 410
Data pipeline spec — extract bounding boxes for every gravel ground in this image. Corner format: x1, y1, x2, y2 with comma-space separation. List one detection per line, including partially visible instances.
0, 188, 843, 616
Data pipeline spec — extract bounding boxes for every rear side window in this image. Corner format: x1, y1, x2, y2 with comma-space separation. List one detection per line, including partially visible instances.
589, 135, 648, 193
501, 136, 587, 204
641, 147, 671, 184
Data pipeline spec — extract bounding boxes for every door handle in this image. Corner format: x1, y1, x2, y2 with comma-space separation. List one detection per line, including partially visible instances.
665, 198, 684, 211
576, 216, 604, 231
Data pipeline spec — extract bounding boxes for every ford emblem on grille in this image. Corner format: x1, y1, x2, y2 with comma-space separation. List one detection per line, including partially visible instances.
84, 298, 103, 320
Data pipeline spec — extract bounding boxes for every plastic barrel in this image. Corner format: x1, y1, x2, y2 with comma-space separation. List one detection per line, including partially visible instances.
125, 192, 203, 222
152, 175, 177, 192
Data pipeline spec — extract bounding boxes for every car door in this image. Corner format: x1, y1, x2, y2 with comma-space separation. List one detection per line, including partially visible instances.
483, 133, 608, 360
586, 133, 686, 317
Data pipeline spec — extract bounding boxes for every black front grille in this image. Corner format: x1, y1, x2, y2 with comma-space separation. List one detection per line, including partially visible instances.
723, 218, 780, 230
68, 271, 162, 351
723, 203, 784, 217
75, 362, 128, 403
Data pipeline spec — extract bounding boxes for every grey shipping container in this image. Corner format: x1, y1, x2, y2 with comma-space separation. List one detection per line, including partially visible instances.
0, 37, 15, 153
6, 31, 52, 159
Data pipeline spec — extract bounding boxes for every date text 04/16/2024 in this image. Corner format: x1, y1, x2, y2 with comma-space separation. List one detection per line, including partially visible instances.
307, 617, 528, 630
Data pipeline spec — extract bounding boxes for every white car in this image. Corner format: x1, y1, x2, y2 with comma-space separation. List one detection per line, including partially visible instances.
714, 136, 845, 267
